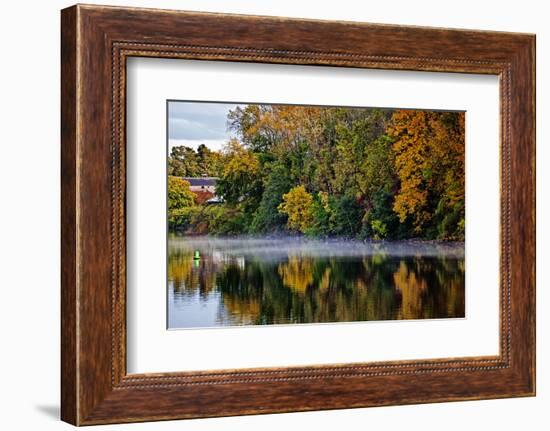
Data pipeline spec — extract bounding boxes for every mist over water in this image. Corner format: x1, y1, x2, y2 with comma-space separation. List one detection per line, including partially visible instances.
170, 236, 464, 259
168, 235, 465, 329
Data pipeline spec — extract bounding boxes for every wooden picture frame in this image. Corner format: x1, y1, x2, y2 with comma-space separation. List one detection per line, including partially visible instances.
61, 4, 535, 425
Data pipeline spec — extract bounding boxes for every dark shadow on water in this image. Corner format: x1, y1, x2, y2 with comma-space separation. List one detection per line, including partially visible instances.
35, 404, 59, 420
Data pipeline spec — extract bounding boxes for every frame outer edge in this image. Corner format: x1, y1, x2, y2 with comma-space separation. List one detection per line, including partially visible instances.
504, 34, 536, 396
531, 34, 536, 396
526, 35, 536, 395
61, 5, 79, 426
61, 4, 536, 425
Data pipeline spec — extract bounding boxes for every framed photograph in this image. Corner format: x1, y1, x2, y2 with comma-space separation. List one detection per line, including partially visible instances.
61, 4, 535, 425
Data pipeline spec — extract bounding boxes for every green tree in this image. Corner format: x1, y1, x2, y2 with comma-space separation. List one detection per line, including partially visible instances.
168, 146, 199, 177
329, 194, 362, 237
227, 105, 274, 153
306, 191, 332, 237
361, 189, 401, 239
216, 139, 262, 207
250, 161, 294, 233
331, 109, 390, 195
196, 143, 223, 176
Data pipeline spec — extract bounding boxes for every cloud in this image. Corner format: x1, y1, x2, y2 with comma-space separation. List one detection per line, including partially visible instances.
168, 101, 241, 141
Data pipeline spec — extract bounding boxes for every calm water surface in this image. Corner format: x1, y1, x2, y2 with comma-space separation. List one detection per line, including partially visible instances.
168, 235, 465, 329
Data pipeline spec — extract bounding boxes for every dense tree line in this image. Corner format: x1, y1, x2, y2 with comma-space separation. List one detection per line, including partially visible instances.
168, 143, 223, 177
168, 105, 465, 240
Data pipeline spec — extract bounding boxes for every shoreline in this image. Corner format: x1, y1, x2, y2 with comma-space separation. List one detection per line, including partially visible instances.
168, 234, 465, 259
168, 232, 465, 246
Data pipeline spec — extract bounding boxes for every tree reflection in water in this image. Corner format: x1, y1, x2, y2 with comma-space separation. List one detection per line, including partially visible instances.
168, 236, 465, 328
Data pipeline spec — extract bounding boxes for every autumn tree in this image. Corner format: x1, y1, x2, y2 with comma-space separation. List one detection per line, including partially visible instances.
168, 176, 195, 210
278, 185, 314, 233
388, 110, 465, 239
169, 104, 464, 241
428, 112, 465, 239
228, 105, 323, 156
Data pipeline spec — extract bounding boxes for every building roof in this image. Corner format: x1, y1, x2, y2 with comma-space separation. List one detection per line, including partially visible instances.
182, 177, 218, 187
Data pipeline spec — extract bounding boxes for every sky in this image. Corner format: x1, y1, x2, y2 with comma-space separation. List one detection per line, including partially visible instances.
168, 101, 242, 152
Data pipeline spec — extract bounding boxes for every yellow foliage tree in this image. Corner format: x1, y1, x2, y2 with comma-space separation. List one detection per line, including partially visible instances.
278, 185, 314, 233
167, 176, 195, 210
388, 110, 465, 234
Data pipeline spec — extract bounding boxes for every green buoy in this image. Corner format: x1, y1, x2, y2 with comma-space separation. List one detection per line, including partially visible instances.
193, 250, 201, 260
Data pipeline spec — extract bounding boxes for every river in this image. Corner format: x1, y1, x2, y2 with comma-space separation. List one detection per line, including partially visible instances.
168, 235, 465, 329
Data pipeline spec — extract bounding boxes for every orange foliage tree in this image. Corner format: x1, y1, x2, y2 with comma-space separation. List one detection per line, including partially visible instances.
388, 110, 465, 237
